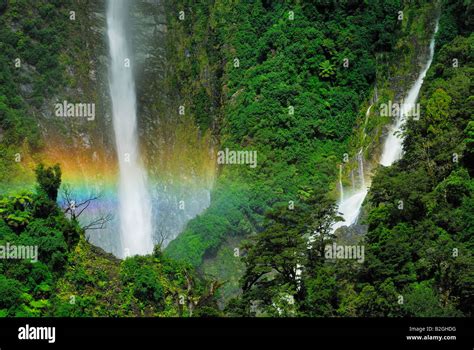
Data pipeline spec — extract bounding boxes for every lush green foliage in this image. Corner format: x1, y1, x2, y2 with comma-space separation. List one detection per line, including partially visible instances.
227, 0, 473, 317
0, 164, 81, 316
226, 192, 339, 316
0, 0, 72, 187
52, 242, 221, 317
359, 9, 474, 316
167, 0, 407, 271
0, 165, 220, 317
0, 0, 471, 319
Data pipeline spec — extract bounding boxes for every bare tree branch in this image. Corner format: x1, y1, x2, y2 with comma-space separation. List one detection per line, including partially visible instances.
82, 213, 113, 231
61, 183, 113, 232
156, 222, 171, 248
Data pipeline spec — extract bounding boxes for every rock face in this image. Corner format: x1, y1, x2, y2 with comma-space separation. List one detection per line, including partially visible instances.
32, 1, 119, 255
50, 1, 214, 256
4, 0, 216, 256
125, 1, 216, 249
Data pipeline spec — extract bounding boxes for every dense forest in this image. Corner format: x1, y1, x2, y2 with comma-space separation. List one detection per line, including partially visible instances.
227, 0, 473, 315
0, 0, 472, 318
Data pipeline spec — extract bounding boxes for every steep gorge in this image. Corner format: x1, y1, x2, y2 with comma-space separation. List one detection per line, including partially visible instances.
0, 0, 216, 257
0, 0, 471, 317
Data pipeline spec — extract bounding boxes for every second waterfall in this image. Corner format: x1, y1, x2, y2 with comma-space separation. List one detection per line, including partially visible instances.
107, 0, 154, 256
332, 18, 439, 233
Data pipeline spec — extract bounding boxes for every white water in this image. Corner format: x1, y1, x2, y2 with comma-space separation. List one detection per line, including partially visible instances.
331, 187, 369, 232
332, 20, 439, 232
351, 170, 355, 191
380, 22, 439, 166
338, 164, 344, 202
107, 0, 154, 256
362, 104, 373, 141
357, 148, 365, 188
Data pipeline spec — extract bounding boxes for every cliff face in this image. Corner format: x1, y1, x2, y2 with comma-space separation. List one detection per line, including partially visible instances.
75, 0, 216, 254
336, 2, 441, 236
131, 0, 216, 249
0, 0, 440, 258
0, 0, 215, 256
349, 3, 441, 171
162, 0, 444, 306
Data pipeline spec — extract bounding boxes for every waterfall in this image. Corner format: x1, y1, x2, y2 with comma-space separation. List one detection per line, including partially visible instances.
107, 0, 154, 256
332, 19, 439, 233
332, 149, 369, 232
362, 105, 373, 141
380, 22, 439, 166
350, 170, 355, 191
338, 164, 344, 202
331, 187, 369, 232
357, 148, 365, 189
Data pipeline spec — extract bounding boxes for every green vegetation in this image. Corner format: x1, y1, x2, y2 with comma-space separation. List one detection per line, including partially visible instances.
0, 164, 220, 316
360, 1, 474, 316
165, 1, 451, 306
167, 0, 408, 267
226, 0, 473, 317
346, 1, 440, 177
0, 164, 81, 316
0, 0, 73, 188
0, 0, 471, 318
52, 240, 221, 317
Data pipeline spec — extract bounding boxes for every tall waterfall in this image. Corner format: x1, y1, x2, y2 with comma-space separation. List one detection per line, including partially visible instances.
107, 0, 154, 256
362, 104, 372, 141
332, 20, 439, 232
338, 164, 344, 202
357, 148, 365, 189
380, 22, 439, 166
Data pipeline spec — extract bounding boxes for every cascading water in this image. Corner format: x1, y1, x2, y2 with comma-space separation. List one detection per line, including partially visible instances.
332, 20, 439, 232
107, 0, 154, 256
338, 164, 344, 203
332, 149, 369, 232
351, 170, 355, 191
362, 104, 373, 141
331, 187, 369, 232
357, 148, 365, 188
380, 22, 439, 166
